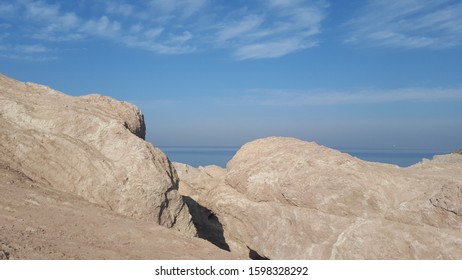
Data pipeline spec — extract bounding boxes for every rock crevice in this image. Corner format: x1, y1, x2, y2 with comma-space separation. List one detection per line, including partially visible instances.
176, 137, 462, 259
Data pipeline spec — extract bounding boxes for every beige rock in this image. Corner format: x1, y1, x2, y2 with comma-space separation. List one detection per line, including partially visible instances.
0, 161, 235, 259
173, 163, 230, 252
430, 182, 462, 216
176, 137, 462, 259
0, 74, 195, 236
3, 73, 461, 260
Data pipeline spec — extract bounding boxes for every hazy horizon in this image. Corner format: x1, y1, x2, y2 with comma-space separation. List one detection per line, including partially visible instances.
159, 145, 452, 168
1, 0, 462, 150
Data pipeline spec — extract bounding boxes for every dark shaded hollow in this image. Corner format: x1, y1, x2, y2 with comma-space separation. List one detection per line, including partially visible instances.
248, 248, 269, 260
182, 196, 230, 251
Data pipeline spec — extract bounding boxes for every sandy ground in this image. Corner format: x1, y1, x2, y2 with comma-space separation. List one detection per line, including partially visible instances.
0, 161, 236, 260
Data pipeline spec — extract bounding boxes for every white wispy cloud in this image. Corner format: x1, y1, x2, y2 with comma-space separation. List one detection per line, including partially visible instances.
80, 16, 122, 38
245, 88, 462, 106
23, 0, 57, 19
0, 3, 16, 16
17, 44, 49, 54
0, 43, 56, 61
105, 2, 135, 18
235, 39, 316, 60
216, 15, 264, 42
16, 0, 82, 41
148, 0, 208, 20
345, 0, 462, 49
215, 0, 327, 59
1, 0, 327, 60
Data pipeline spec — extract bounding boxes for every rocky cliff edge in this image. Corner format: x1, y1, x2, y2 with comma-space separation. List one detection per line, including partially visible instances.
0, 74, 195, 237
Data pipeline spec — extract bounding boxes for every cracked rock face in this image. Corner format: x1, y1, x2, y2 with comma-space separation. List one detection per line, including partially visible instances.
0, 74, 195, 236
176, 137, 462, 259
430, 183, 462, 216
0, 161, 235, 259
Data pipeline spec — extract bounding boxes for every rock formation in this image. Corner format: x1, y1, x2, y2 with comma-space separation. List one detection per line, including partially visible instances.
175, 137, 462, 259
0, 74, 195, 236
2, 73, 462, 260
0, 160, 236, 259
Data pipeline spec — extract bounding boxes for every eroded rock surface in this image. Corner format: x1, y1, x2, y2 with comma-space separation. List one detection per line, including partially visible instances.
0, 161, 235, 259
3, 73, 462, 260
176, 137, 462, 259
0, 74, 195, 236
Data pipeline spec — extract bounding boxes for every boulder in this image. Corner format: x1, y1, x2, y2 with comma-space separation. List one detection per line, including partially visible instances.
0, 161, 236, 259
176, 137, 462, 259
0, 74, 195, 236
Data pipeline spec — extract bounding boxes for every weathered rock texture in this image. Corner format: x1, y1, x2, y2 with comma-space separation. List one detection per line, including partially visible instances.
0, 74, 195, 236
0, 161, 235, 259
174, 164, 230, 251
3, 73, 462, 260
175, 137, 462, 259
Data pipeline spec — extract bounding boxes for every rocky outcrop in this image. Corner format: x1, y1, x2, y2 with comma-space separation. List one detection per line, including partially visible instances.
3, 73, 462, 260
0, 74, 195, 236
0, 161, 235, 259
176, 137, 462, 259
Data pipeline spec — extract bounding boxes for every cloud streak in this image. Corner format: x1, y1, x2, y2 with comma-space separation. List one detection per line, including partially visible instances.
234, 39, 316, 60
3, 0, 462, 60
215, 0, 328, 59
0, 0, 327, 60
345, 0, 462, 49
245, 88, 462, 106
0, 43, 56, 61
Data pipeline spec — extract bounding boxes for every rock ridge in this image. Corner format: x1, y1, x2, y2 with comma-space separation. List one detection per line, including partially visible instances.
0, 73, 195, 236
3, 73, 462, 259
0, 159, 235, 259
175, 137, 462, 259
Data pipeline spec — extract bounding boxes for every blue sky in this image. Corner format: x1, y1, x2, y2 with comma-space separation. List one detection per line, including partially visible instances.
1, 0, 462, 149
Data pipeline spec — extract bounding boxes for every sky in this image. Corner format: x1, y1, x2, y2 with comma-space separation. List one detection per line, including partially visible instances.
1, 0, 462, 150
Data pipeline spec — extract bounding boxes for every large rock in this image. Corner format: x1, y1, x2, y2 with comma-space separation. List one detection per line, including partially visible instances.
176, 137, 462, 259
0, 161, 235, 259
0, 74, 195, 236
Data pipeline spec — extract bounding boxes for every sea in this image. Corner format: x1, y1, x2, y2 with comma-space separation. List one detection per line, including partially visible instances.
160, 146, 451, 168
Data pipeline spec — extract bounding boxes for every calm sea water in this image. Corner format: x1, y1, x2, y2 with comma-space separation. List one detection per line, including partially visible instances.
160, 146, 450, 168
338, 148, 449, 167
161, 147, 238, 168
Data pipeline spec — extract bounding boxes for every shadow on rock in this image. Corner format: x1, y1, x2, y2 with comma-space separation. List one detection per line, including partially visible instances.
183, 196, 230, 251
248, 248, 270, 260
